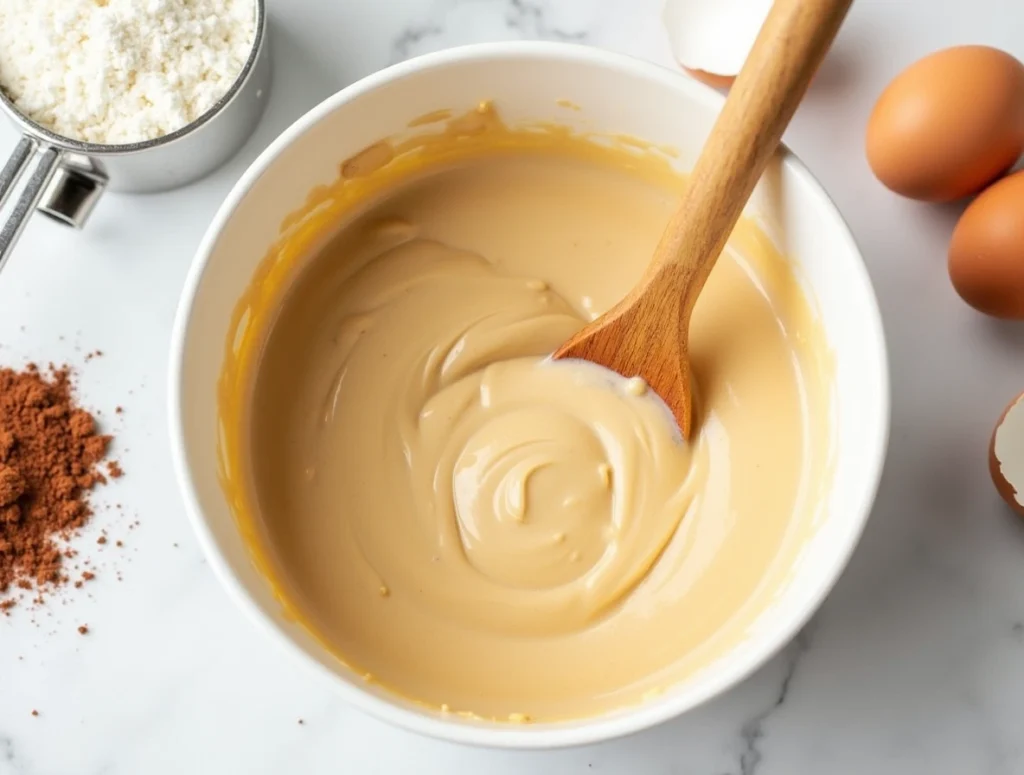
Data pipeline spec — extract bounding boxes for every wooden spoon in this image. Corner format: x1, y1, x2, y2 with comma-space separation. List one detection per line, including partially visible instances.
553, 0, 853, 438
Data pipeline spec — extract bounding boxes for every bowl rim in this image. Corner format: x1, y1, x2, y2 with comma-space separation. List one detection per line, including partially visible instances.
168, 40, 890, 750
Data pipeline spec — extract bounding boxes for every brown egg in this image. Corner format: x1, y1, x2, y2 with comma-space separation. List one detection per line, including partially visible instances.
866, 45, 1024, 202
948, 170, 1024, 318
990, 392, 1024, 517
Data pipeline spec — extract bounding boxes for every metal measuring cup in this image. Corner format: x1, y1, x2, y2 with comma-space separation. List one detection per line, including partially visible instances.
0, 0, 271, 274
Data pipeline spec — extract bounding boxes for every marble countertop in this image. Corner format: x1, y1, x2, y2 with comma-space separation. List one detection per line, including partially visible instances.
2, 0, 1024, 772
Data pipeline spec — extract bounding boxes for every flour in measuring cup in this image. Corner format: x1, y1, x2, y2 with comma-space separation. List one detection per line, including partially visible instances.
0, 0, 257, 146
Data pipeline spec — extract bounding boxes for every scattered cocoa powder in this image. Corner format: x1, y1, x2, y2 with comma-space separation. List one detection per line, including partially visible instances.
0, 463, 26, 505
0, 365, 117, 606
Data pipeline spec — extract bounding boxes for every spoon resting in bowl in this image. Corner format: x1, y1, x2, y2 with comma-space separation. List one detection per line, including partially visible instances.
553, 0, 853, 438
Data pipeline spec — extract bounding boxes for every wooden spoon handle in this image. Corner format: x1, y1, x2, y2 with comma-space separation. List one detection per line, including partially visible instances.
654, 0, 854, 314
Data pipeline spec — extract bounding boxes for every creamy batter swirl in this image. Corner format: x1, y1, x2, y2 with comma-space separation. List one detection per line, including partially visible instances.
316, 225, 708, 634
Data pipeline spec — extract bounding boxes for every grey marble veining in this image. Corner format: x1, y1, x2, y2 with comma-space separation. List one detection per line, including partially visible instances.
389, 0, 593, 63
387, 0, 671, 65
2, 0, 1024, 773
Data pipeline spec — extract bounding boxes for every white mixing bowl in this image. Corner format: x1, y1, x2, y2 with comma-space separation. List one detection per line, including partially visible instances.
169, 42, 889, 749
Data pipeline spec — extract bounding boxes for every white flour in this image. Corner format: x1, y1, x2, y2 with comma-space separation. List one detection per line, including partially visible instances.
0, 0, 257, 145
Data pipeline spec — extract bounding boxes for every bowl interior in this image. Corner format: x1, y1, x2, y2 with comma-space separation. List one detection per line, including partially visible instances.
171, 43, 888, 748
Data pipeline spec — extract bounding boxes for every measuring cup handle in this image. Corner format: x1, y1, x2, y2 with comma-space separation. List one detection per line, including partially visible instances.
0, 135, 63, 274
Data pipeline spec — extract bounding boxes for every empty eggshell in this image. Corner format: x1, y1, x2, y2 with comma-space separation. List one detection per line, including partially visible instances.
684, 68, 738, 90
663, 0, 772, 89
990, 392, 1024, 517
866, 46, 1024, 202
948, 170, 1024, 319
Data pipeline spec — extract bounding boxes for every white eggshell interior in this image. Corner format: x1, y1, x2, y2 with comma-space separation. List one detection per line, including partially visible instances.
662, 0, 772, 76
995, 395, 1024, 507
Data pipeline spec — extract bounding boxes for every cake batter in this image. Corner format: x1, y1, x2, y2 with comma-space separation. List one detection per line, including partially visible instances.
222, 110, 832, 721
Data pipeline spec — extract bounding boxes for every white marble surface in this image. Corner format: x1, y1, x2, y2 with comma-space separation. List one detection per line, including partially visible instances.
2, 0, 1024, 772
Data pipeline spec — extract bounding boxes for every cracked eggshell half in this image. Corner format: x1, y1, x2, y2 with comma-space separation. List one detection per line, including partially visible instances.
663, 0, 772, 89
991, 392, 1024, 516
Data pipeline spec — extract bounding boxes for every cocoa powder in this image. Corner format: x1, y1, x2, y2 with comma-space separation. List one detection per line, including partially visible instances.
0, 364, 113, 602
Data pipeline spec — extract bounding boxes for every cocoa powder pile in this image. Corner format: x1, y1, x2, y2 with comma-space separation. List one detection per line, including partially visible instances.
0, 364, 112, 604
